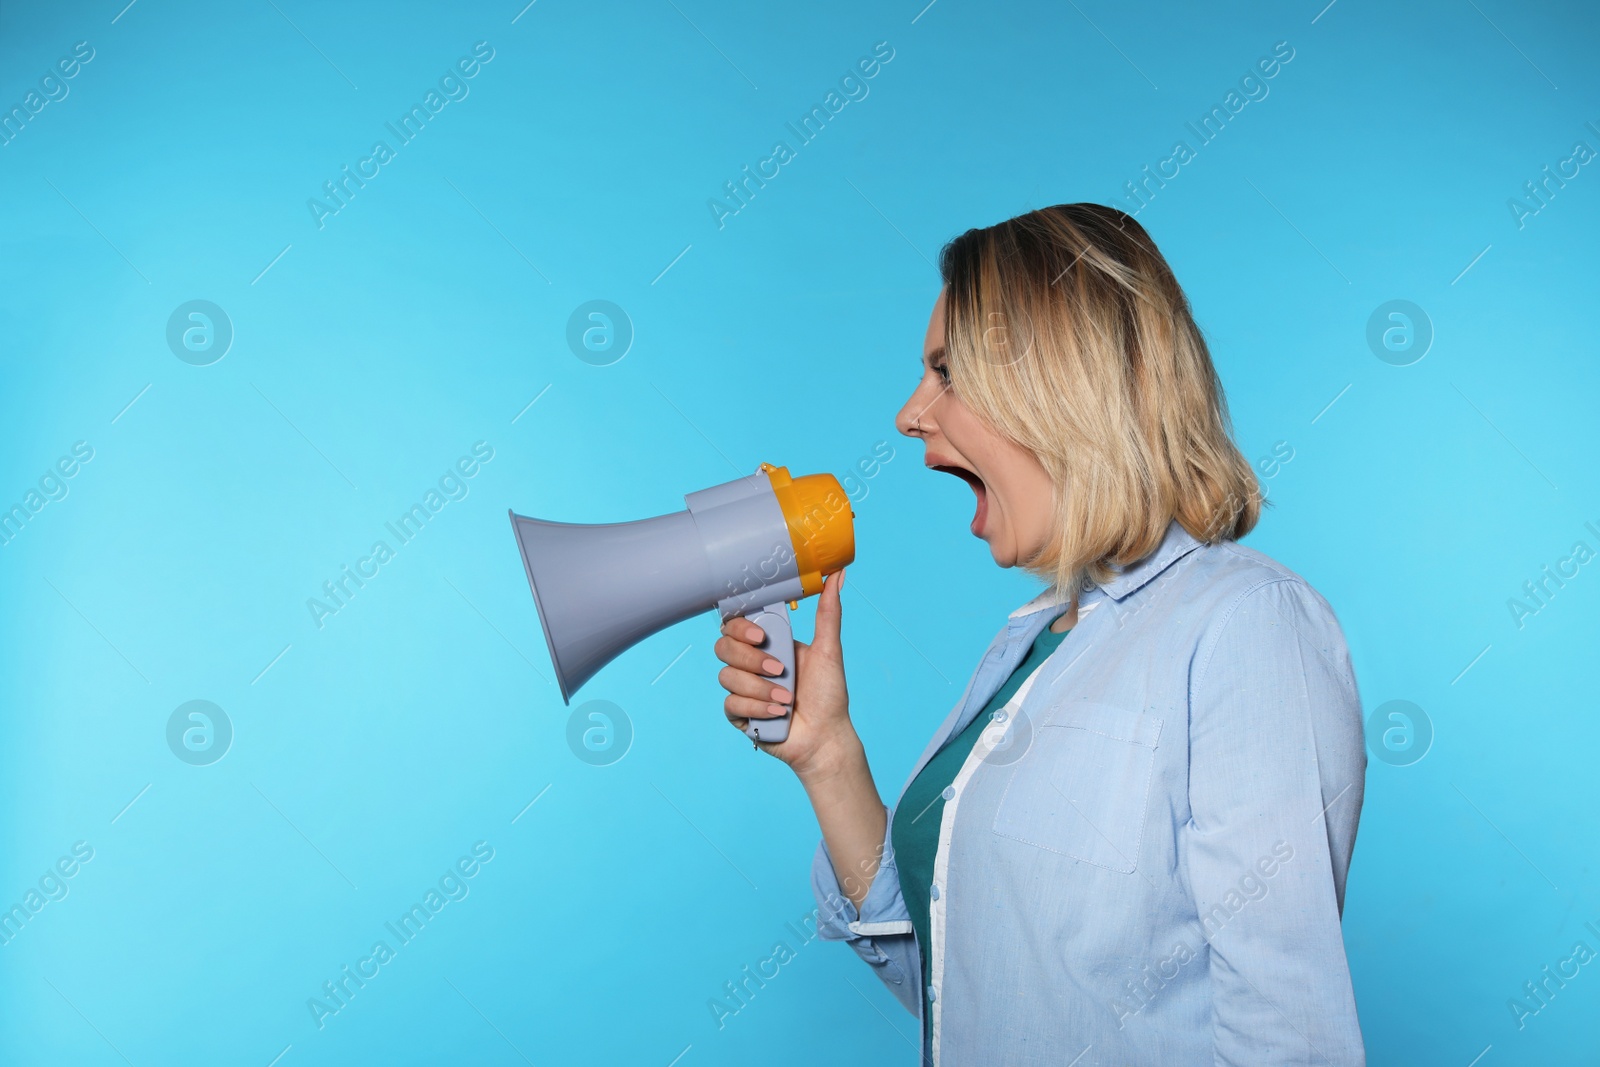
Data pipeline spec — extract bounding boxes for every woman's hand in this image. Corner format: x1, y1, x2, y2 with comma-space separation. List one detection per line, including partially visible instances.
717, 568, 885, 909
714, 568, 855, 780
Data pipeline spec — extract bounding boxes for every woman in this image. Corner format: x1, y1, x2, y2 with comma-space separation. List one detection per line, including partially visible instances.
714, 204, 1366, 1066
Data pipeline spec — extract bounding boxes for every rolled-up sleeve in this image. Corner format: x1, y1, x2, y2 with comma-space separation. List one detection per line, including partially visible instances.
810, 802, 922, 1016
1183, 577, 1367, 1066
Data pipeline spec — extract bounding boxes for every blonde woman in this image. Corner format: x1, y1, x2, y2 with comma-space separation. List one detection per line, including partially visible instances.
714, 204, 1366, 1066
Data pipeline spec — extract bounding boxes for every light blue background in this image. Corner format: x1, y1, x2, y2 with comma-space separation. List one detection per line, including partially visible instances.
2, 1, 1597, 1063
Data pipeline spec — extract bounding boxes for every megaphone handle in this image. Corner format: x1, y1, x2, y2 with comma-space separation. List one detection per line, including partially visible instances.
742, 601, 795, 744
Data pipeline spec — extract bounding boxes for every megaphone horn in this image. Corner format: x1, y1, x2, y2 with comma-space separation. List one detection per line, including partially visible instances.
509, 463, 855, 743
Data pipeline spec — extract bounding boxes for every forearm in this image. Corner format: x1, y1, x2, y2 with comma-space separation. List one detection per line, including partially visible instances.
797, 731, 887, 909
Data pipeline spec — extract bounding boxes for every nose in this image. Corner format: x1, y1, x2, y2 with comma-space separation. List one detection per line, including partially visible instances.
895, 378, 941, 439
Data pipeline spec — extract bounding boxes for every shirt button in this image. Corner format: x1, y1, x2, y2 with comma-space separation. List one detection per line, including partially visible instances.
930, 884, 940, 901
941, 785, 955, 801
927, 985, 937, 1003
994, 710, 1008, 724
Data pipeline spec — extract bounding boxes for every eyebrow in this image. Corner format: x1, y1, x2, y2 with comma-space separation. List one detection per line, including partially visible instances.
924, 344, 946, 366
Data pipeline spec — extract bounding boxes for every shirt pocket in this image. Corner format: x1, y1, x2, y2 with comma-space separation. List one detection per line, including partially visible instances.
989, 701, 1162, 874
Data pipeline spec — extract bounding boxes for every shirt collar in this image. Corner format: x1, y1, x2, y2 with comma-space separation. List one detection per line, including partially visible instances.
1006, 520, 1206, 622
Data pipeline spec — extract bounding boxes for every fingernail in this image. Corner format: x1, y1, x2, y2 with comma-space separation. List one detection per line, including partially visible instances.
771, 687, 791, 703
766, 703, 787, 717
762, 658, 782, 675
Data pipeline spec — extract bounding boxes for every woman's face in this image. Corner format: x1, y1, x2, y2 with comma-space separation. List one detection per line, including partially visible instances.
895, 287, 1058, 569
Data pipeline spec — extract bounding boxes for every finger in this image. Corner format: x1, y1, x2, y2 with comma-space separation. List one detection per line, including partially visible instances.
719, 616, 767, 645
713, 634, 787, 677
722, 711, 778, 759
810, 567, 844, 656
718, 666, 793, 705
724, 693, 790, 722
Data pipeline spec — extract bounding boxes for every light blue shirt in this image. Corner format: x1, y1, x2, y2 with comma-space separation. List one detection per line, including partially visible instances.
811, 521, 1366, 1065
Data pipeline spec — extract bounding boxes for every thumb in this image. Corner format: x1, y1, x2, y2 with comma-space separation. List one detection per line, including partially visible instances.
810, 567, 845, 655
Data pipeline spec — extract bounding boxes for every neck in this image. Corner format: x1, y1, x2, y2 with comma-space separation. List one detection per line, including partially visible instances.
1048, 599, 1078, 633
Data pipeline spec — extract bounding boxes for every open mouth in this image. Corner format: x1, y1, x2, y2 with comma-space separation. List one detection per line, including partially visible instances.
928, 461, 988, 536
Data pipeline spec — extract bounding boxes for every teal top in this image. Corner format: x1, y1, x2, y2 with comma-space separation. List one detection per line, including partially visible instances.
890, 614, 1070, 1043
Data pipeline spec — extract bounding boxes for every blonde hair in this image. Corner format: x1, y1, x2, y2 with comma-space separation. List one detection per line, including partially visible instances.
938, 203, 1260, 592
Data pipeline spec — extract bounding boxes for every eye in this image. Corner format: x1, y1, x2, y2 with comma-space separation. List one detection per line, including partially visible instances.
933, 361, 951, 386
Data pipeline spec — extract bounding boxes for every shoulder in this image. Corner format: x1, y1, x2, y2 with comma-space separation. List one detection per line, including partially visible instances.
1175, 538, 1337, 617
1182, 540, 1352, 686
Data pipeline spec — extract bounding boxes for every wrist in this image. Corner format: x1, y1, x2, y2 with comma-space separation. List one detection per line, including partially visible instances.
794, 728, 868, 790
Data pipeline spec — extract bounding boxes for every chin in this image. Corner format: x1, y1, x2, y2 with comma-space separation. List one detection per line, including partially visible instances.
984, 542, 1017, 568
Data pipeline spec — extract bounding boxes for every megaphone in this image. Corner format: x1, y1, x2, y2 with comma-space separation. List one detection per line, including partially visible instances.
508, 463, 855, 743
